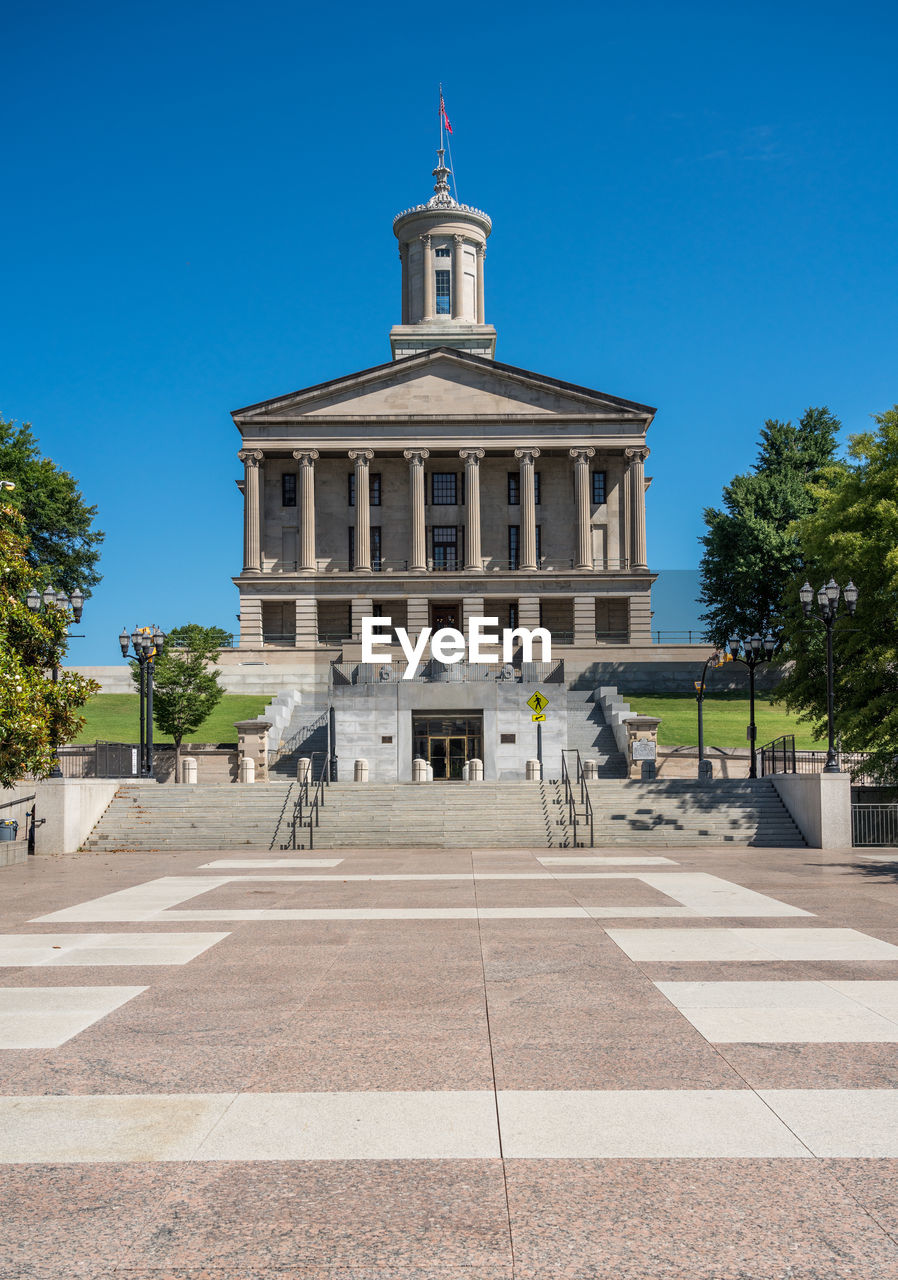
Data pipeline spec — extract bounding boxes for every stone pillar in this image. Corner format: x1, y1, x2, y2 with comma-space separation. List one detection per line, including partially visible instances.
462, 597, 485, 634
573, 595, 595, 646
459, 448, 484, 570
403, 449, 430, 571
351, 595, 373, 638
235, 719, 271, 783
514, 449, 540, 570
517, 596, 541, 630
295, 596, 317, 646
421, 234, 434, 321
406, 596, 429, 638
570, 448, 595, 570
399, 243, 409, 324
293, 450, 319, 572
349, 449, 374, 572
452, 235, 465, 319
239, 597, 263, 648
622, 453, 632, 569
626, 447, 649, 570
239, 450, 264, 572
475, 244, 485, 325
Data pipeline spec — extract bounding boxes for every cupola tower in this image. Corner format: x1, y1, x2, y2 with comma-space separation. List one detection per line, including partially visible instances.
390, 150, 496, 360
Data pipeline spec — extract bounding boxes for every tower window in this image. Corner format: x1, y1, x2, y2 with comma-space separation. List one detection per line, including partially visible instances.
282, 474, 297, 507
435, 246, 451, 258
435, 269, 451, 315
592, 471, 607, 505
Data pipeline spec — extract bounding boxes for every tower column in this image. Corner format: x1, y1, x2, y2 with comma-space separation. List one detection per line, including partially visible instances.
421, 235, 434, 321
349, 449, 374, 572
459, 449, 485, 571
403, 449, 430, 571
514, 448, 540, 571
238, 450, 264, 573
626, 447, 649, 570
452, 235, 465, 319
293, 450, 319, 573
399, 243, 409, 325
475, 244, 485, 324
570, 448, 596, 570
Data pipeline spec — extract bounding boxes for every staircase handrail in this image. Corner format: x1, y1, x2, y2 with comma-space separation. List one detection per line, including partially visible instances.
561, 748, 594, 847
289, 718, 336, 849
272, 707, 330, 763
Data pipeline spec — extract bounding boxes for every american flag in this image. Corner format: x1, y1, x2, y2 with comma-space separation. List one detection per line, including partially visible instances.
440, 93, 453, 134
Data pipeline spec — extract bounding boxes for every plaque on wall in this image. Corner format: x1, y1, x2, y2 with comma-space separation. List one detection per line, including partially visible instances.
631, 739, 657, 761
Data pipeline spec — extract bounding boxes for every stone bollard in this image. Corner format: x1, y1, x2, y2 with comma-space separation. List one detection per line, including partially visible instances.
412, 757, 428, 783
698, 759, 713, 781
181, 757, 197, 785
582, 759, 599, 781
640, 760, 656, 781
297, 757, 311, 784
525, 759, 542, 782
239, 757, 255, 784
425, 763, 434, 782
462, 762, 470, 781
468, 758, 483, 781
354, 758, 369, 783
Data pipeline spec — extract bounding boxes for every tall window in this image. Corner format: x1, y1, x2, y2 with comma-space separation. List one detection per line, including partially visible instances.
431, 472, 458, 505
507, 603, 518, 629
534, 472, 541, 505
282, 473, 296, 507
508, 525, 520, 570
371, 526, 382, 571
535, 525, 542, 561
508, 472, 540, 504
592, 470, 607, 505
347, 525, 354, 571
435, 269, 451, 315
432, 526, 458, 570
348, 473, 382, 506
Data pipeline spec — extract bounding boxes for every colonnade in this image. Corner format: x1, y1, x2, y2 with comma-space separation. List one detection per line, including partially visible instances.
400, 235, 487, 325
239, 445, 649, 575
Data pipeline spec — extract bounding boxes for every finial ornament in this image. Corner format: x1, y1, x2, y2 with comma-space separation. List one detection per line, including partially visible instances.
428, 147, 456, 209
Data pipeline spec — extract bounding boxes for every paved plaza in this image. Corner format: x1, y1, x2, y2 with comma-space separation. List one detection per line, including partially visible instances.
1, 841, 897, 1278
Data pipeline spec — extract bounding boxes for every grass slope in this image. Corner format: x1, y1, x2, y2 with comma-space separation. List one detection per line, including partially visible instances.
70, 694, 272, 745
621, 691, 824, 750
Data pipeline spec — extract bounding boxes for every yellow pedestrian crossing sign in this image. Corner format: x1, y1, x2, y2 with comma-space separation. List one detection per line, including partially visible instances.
527, 691, 550, 714
531, 713, 546, 723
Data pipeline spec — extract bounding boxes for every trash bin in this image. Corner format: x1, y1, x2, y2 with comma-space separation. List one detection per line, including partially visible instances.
0, 820, 18, 842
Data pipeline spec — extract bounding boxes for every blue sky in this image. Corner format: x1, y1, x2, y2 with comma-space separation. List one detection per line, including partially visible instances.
2, 0, 895, 664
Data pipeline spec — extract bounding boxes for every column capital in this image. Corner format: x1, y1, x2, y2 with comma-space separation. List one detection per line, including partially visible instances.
292, 449, 319, 464
514, 448, 541, 463
420, 232, 432, 248
459, 448, 485, 462
403, 448, 430, 464
238, 449, 264, 467
625, 446, 650, 463
453, 233, 464, 245
348, 449, 374, 462
476, 241, 486, 258
569, 447, 596, 463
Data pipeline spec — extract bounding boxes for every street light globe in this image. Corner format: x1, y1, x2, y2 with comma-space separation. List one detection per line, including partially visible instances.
728, 636, 740, 659
26, 588, 40, 612
843, 581, 859, 615
119, 628, 130, 657
825, 578, 840, 606
799, 581, 814, 616
42, 585, 56, 608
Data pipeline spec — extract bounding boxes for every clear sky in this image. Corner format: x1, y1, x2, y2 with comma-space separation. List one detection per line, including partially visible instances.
3, 0, 895, 665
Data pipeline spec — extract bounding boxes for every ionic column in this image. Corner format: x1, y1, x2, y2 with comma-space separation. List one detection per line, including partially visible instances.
452, 235, 465, 318
475, 243, 485, 324
625, 447, 649, 570
399, 243, 409, 325
570, 448, 596, 570
349, 449, 374, 572
238, 449, 264, 572
403, 449, 430, 571
293, 450, 319, 573
459, 448, 485, 570
421, 234, 434, 320
514, 448, 541, 571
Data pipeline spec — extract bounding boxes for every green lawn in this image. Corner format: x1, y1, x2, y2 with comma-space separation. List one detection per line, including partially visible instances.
70, 694, 273, 745
620, 691, 825, 750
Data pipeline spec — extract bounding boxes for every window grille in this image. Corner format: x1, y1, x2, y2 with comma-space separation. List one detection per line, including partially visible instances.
435, 246, 451, 257
282, 474, 297, 507
432, 526, 458, 570
431, 472, 458, 505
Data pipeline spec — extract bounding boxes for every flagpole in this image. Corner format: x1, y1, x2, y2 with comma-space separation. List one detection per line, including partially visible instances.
439, 83, 443, 153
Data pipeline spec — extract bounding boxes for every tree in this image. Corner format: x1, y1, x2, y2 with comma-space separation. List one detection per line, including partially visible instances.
777, 406, 898, 781
137, 624, 229, 780
698, 407, 843, 645
0, 416, 104, 596
0, 500, 99, 786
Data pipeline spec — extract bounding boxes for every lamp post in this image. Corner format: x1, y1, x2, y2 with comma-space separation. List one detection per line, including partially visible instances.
727, 631, 777, 779
26, 586, 85, 777
799, 578, 858, 773
695, 651, 722, 772
119, 625, 166, 778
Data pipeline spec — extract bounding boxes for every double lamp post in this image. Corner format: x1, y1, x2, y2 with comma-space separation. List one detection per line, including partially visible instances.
799, 577, 858, 772
119, 626, 166, 778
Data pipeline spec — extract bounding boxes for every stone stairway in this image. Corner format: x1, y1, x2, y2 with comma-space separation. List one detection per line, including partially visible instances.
565, 688, 628, 777
269, 706, 329, 779
83, 784, 295, 852
583, 778, 806, 847
277, 781, 563, 849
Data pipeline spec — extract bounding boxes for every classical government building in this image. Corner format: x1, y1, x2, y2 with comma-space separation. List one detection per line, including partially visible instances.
230, 151, 658, 780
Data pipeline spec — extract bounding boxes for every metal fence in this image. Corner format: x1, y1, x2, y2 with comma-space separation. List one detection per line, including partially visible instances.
760, 735, 883, 784
56, 742, 142, 778
852, 805, 898, 848
331, 659, 564, 685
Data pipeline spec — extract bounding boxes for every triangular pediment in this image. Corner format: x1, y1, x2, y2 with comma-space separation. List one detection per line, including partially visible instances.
233, 349, 654, 423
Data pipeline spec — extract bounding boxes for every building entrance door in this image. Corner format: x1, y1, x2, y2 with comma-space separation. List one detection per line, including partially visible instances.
430, 603, 460, 630
412, 714, 483, 781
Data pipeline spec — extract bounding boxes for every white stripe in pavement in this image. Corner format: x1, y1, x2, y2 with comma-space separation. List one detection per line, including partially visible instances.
0, 987, 147, 1048
161, 908, 591, 921
608, 927, 898, 963
0, 933, 229, 967
540, 856, 679, 866
6, 1089, 898, 1161
656, 980, 898, 1043
200, 859, 345, 868
635, 873, 811, 918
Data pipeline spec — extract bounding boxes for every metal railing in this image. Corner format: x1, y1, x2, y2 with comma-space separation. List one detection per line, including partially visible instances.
759, 735, 797, 777
561, 748, 594, 847
289, 746, 336, 850
270, 556, 636, 575
270, 707, 331, 763
651, 630, 711, 645
852, 805, 898, 847
55, 742, 142, 778
760, 735, 883, 783
331, 659, 564, 685
0, 794, 37, 850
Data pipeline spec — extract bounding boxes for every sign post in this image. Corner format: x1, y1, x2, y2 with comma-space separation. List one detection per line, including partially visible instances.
527, 691, 550, 771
